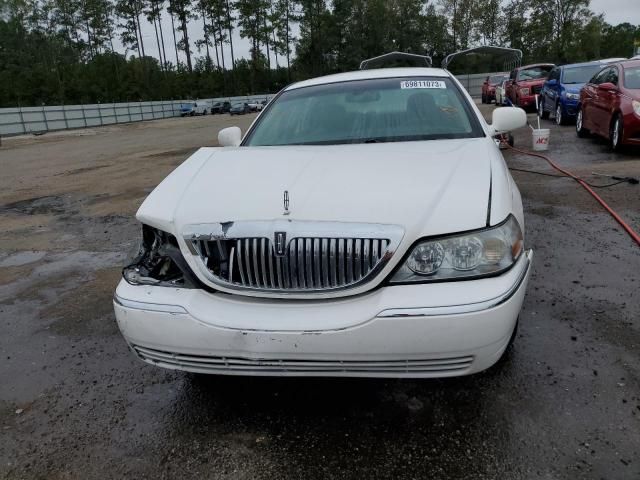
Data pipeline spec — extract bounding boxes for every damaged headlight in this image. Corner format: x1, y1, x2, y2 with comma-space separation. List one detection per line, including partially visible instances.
123, 225, 199, 288
389, 215, 523, 283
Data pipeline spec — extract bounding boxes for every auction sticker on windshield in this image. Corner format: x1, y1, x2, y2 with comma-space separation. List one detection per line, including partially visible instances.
400, 80, 446, 89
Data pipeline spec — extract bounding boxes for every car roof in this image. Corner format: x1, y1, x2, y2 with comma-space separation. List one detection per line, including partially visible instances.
285, 67, 451, 91
560, 60, 608, 69
619, 59, 640, 68
518, 63, 555, 70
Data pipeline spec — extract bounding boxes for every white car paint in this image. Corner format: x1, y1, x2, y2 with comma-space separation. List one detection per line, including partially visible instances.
114, 66, 532, 378
194, 100, 211, 115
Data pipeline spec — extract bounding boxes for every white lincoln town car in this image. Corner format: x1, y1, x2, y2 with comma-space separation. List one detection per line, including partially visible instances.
114, 65, 532, 378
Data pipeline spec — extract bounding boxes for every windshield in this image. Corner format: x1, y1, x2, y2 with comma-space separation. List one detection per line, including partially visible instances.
624, 66, 640, 88
517, 66, 552, 81
232, 103, 244, 107
244, 77, 482, 146
489, 75, 506, 84
562, 65, 603, 84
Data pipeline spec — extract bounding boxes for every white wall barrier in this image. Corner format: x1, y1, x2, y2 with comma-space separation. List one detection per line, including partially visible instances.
0, 95, 272, 137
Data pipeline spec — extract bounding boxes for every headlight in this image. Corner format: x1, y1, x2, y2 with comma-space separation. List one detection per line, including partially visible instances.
520, 87, 530, 96
389, 215, 523, 283
565, 92, 580, 100
632, 100, 640, 117
123, 225, 198, 288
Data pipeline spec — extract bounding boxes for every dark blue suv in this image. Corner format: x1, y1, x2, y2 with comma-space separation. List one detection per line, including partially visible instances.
538, 61, 610, 125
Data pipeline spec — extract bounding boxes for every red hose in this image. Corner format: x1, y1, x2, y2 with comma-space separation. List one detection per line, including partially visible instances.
507, 144, 640, 247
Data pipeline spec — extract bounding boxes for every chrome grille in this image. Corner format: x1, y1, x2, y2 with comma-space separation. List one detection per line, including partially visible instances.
193, 236, 390, 291
183, 221, 403, 296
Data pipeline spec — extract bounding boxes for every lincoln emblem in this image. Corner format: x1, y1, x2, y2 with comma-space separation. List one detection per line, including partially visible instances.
274, 232, 287, 256
283, 190, 290, 215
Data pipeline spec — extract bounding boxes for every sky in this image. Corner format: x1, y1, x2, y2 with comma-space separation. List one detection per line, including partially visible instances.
119, 0, 640, 67
590, 0, 640, 26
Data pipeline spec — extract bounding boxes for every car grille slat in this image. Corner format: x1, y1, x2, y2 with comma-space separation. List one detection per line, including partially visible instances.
235, 240, 246, 285
252, 238, 260, 287
354, 238, 362, 281
363, 238, 370, 275
329, 239, 337, 287
297, 238, 305, 288
321, 239, 329, 288
338, 239, 346, 286
305, 238, 314, 288
289, 241, 298, 289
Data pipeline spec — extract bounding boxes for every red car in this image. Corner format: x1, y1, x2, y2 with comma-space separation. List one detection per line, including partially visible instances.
577, 59, 640, 150
507, 63, 555, 110
481, 74, 508, 104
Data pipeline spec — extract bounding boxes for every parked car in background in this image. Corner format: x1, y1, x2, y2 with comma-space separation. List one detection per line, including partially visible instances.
229, 102, 251, 115
577, 59, 640, 151
211, 101, 231, 114
507, 63, 555, 110
481, 74, 508, 104
182, 101, 210, 116
247, 101, 264, 112
114, 64, 532, 379
538, 61, 607, 125
195, 101, 211, 115
180, 103, 196, 117
495, 78, 510, 106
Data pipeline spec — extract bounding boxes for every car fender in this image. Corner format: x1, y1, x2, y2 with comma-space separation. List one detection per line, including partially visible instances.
136, 148, 219, 233
487, 144, 522, 227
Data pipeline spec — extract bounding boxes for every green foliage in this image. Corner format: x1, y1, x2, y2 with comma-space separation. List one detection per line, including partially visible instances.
0, 0, 638, 107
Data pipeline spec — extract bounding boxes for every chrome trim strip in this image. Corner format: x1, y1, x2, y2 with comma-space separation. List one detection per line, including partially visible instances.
113, 295, 187, 314
377, 250, 532, 318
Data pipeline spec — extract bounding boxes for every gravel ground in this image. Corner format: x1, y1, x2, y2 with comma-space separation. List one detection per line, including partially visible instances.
1, 105, 639, 479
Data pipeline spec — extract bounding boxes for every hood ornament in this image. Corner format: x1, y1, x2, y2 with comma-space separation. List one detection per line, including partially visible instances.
283, 190, 290, 216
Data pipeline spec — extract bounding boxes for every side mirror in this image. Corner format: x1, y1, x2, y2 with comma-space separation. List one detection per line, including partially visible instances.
218, 126, 242, 147
598, 82, 617, 91
488, 107, 527, 135
546, 79, 558, 86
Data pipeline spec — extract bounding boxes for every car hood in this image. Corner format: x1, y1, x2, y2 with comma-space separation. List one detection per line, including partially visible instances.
518, 79, 546, 86
564, 84, 584, 94
139, 138, 495, 244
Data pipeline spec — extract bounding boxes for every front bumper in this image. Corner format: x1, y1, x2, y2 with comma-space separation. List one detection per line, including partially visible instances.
114, 251, 533, 378
622, 111, 640, 145
561, 100, 579, 117
517, 95, 536, 108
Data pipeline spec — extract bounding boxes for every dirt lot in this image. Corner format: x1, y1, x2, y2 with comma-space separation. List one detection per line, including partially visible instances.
1, 106, 639, 479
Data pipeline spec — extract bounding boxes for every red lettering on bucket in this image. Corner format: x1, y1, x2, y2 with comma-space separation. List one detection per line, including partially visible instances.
536, 137, 548, 144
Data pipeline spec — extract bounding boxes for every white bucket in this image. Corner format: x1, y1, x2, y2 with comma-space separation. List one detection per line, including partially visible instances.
532, 128, 550, 151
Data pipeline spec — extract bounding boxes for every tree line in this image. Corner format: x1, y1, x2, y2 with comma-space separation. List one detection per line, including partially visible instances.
0, 0, 638, 107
